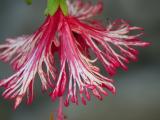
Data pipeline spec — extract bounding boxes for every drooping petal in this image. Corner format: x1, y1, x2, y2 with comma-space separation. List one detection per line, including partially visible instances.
0, 35, 35, 70
0, 12, 60, 108
50, 15, 115, 106
68, 18, 150, 75
67, 0, 102, 20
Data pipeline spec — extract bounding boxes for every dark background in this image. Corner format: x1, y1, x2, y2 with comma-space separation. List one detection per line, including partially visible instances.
0, 0, 159, 120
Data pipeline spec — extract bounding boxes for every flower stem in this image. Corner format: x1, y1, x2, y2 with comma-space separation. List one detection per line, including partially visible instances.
57, 97, 64, 120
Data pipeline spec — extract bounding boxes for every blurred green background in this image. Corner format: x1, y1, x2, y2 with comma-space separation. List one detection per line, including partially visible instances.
0, 0, 159, 120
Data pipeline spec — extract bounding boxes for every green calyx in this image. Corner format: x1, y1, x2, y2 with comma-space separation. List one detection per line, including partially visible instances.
45, 0, 68, 16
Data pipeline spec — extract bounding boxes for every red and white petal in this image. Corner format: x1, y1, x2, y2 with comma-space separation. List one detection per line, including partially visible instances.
67, 0, 102, 20
50, 16, 115, 106
68, 18, 150, 75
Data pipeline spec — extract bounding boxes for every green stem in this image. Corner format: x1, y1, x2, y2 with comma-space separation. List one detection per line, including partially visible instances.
25, 0, 32, 5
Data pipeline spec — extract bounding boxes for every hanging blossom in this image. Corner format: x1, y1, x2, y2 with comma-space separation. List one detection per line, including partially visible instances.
0, 0, 150, 114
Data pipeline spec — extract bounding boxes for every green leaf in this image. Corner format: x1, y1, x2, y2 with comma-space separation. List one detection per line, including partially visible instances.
25, 0, 32, 5
60, 0, 68, 16
45, 0, 59, 16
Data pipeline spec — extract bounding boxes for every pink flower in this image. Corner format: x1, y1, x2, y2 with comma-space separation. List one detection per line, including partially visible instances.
0, 11, 60, 109
0, 0, 149, 112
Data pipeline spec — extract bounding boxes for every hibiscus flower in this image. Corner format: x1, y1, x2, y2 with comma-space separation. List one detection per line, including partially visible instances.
0, 0, 150, 119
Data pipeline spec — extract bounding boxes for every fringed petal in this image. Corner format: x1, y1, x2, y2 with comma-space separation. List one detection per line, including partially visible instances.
50, 17, 115, 106
68, 18, 150, 75
0, 13, 60, 108
67, 0, 102, 20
